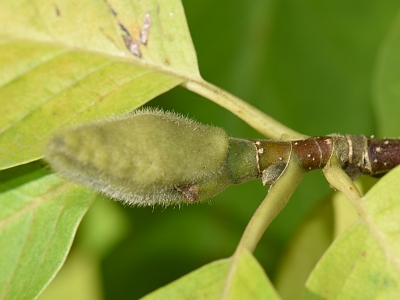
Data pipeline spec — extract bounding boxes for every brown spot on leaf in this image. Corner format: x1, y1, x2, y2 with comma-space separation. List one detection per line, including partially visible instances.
54, 4, 60, 16
123, 35, 141, 57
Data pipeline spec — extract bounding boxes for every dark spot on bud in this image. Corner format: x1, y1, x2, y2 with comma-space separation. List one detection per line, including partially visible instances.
175, 185, 200, 202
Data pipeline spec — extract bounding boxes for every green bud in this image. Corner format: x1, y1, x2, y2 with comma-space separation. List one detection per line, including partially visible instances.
46, 108, 257, 206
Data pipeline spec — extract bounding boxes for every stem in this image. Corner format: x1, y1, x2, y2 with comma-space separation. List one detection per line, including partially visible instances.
323, 153, 365, 216
220, 154, 305, 299
182, 78, 308, 140
235, 154, 306, 253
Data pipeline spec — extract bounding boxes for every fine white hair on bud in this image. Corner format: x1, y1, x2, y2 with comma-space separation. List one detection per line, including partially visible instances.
45, 108, 248, 207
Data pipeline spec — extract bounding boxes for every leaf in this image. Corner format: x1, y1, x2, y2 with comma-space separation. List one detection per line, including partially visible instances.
142, 259, 230, 300
142, 249, 280, 300
373, 10, 400, 137
304, 166, 400, 299
0, 0, 199, 170
37, 198, 130, 300
222, 250, 281, 300
0, 162, 96, 300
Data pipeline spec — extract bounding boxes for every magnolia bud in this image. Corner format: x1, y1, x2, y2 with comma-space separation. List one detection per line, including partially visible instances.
45, 109, 256, 206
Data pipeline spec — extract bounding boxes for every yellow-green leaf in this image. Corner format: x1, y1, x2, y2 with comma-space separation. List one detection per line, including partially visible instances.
223, 250, 280, 300
0, 0, 199, 75
0, 162, 96, 300
304, 166, 400, 299
142, 249, 280, 300
0, 0, 199, 170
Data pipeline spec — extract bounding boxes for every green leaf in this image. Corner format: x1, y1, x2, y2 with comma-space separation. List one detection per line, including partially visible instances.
0, 162, 96, 300
223, 250, 281, 300
37, 198, 130, 300
142, 249, 280, 300
304, 166, 400, 299
373, 10, 400, 137
142, 259, 230, 299
0, 0, 199, 170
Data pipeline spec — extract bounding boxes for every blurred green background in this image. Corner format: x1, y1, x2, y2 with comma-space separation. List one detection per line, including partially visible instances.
39, 0, 400, 299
